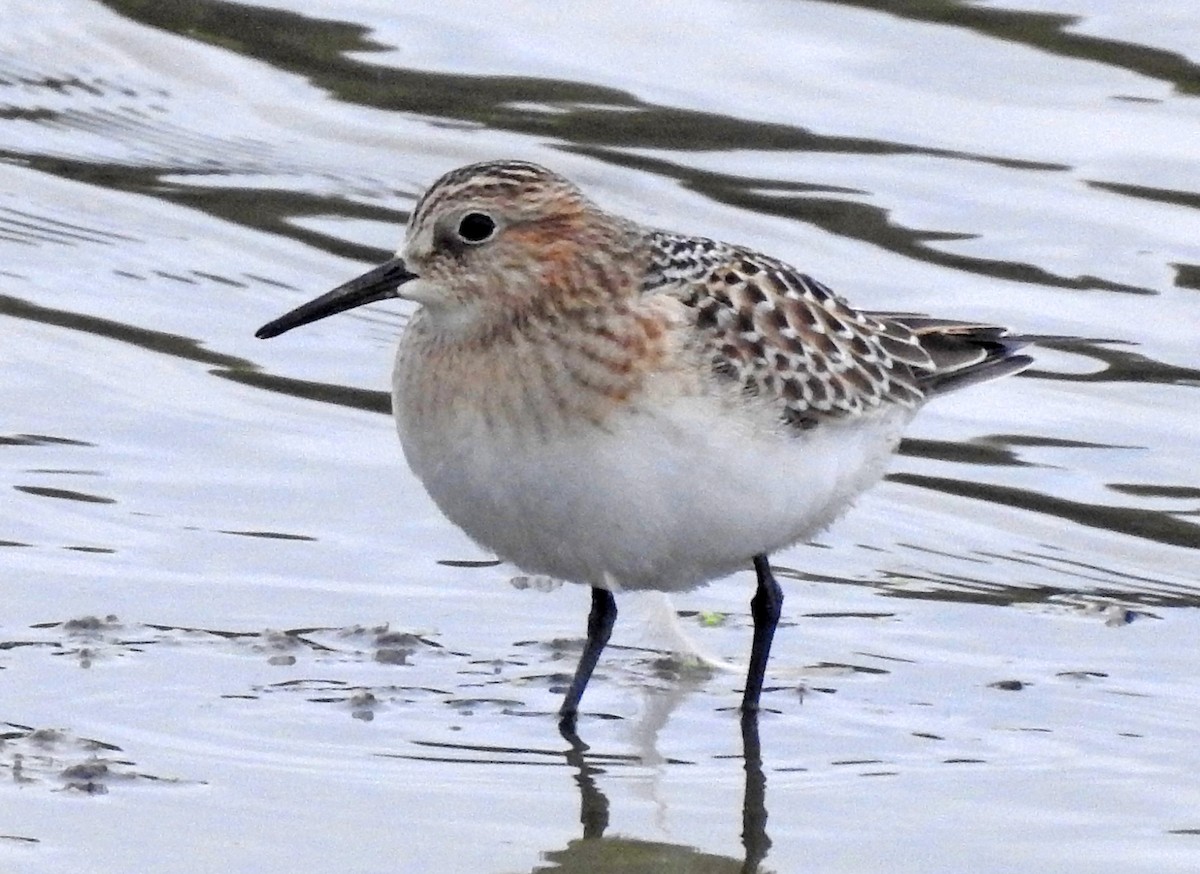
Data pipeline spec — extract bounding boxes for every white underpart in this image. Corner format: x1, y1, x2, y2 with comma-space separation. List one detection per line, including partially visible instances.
395, 361, 915, 594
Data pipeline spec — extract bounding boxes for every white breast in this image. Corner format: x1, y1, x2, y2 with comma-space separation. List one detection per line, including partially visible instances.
393, 357, 913, 592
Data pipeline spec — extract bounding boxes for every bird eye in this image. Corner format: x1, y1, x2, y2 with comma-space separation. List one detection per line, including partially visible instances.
456, 212, 496, 243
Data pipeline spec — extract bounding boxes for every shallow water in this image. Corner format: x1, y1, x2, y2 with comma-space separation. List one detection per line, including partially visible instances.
2, 1, 1199, 871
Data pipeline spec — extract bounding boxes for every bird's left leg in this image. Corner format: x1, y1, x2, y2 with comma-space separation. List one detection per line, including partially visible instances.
742, 554, 782, 713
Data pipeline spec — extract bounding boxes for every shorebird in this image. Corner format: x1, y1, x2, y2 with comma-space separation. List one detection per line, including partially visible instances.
256, 160, 1030, 725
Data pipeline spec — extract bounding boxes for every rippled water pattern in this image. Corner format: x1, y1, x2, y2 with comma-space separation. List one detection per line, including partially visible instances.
2, 1, 1199, 872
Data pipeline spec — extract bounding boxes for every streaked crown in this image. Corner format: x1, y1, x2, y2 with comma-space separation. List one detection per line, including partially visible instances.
399, 161, 643, 321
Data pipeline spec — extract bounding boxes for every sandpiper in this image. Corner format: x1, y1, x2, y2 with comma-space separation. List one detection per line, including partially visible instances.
257, 160, 1030, 724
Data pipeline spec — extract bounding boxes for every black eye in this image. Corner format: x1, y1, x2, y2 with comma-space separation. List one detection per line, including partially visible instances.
457, 212, 496, 243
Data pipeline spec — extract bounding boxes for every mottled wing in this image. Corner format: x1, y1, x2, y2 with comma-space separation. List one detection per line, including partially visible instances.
645, 232, 1027, 430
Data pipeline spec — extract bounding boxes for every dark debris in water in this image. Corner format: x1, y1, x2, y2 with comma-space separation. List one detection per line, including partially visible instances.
1056, 670, 1108, 681
9, 616, 446, 673
447, 697, 527, 715
60, 614, 122, 634
0, 834, 40, 845
437, 558, 503, 568
810, 661, 890, 677
13, 484, 116, 504
0, 433, 94, 447
0, 722, 193, 794
217, 529, 317, 541
251, 677, 448, 718
988, 679, 1028, 691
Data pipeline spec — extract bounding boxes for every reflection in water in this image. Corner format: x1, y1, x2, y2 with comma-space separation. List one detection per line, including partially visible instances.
561, 724, 610, 842
565, 148, 1148, 294
4, 1, 1200, 867
889, 472, 1200, 554
2, 0, 1195, 606
739, 716, 771, 873
549, 718, 773, 874
31, 0, 1157, 295
829, 0, 1200, 95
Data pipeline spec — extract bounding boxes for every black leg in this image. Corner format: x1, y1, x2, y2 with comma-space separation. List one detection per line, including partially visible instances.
559, 587, 617, 725
742, 554, 783, 713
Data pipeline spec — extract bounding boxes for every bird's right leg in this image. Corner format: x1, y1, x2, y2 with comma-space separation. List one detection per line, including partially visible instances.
558, 586, 617, 726
742, 554, 783, 714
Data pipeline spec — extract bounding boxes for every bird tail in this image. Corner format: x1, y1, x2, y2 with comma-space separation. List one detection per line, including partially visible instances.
878, 314, 1034, 398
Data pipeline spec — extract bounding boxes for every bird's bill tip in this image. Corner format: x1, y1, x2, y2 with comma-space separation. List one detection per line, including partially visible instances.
255, 257, 416, 339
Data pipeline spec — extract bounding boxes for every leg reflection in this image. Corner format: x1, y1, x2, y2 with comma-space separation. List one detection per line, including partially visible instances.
560, 721, 610, 840
555, 717, 774, 872
740, 712, 771, 873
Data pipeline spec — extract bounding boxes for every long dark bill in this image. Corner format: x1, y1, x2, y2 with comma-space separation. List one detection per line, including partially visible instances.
255, 257, 417, 339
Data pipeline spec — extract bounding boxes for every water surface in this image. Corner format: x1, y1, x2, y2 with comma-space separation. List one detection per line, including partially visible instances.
2, 1, 1199, 872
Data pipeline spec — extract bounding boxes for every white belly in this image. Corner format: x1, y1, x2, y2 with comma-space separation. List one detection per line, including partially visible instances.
394, 377, 912, 592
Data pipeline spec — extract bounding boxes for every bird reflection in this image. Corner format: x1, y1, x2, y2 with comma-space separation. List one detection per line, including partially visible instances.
561, 723, 610, 841
542, 717, 774, 873
740, 714, 771, 872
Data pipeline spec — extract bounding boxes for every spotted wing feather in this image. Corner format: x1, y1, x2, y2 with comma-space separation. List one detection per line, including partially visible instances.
646, 232, 1028, 430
